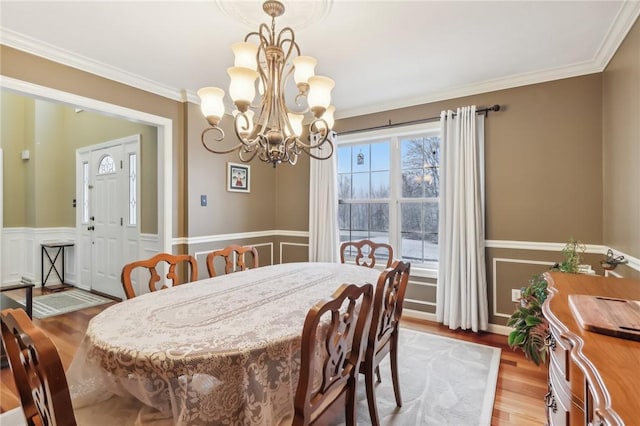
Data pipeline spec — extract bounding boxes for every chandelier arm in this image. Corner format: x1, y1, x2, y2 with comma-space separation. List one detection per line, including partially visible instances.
250, 23, 272, 45
291, 119, 332, 150
277, 28, 297, 60
300, 139, 335, 160
238, 145, 259, 163
201, 127, 248, 155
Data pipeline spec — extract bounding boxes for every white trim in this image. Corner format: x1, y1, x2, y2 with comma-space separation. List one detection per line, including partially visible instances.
279, 242, 309, 264
487, 323, 512, 336
485, 239, 607, 254
408, 279, 436, 288
1, 29, 185, 102
337, 2, 640, 119
411, 266, 438, 279
175, 233, 640, 274
194, 242, 274, 269
492, 257, 556, 319
604, 269, 623, 278
0, 149, 2, 286
592, 0, 640, 70
402, 309, 436, 323
175, 229, 309, 246
402, 310, 511, 336
605, 248, 640, 273
405, 298, 436, 307
3, 2, 638, 119
0, 76, 173, 258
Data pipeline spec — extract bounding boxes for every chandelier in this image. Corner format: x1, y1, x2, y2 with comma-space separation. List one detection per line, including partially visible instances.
197, 0, 336, 167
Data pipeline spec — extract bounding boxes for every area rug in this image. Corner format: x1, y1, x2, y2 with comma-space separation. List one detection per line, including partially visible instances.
332, 328, 501, 426
17, 289, 113, 319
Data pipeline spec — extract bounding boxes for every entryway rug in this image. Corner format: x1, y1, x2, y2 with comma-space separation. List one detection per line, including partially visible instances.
333, 327, 501, 426
16, 289, 113, 319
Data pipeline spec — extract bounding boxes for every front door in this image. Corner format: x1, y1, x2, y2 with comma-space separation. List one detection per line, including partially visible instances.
77, 136, 140, 298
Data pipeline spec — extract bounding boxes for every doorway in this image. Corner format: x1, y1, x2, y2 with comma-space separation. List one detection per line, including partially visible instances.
77, 137, 140, 298
0, 77, 173, 289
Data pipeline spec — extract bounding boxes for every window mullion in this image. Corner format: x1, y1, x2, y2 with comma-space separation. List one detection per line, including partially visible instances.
389, 136, 400, 254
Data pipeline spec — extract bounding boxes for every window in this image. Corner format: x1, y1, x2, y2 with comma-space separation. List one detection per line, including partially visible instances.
97, 154, 116, 174
82, 161, 89, 224
337, 122, 440, 267
128, 153, 137, 226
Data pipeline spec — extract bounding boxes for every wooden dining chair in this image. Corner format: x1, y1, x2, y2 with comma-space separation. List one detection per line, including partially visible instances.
1, 307, 77, 426
359, 260, 411, 426
340, 239, 394, 269
121, 252, 198, 299
206, 244, 259, 278
293, 282, 374, 426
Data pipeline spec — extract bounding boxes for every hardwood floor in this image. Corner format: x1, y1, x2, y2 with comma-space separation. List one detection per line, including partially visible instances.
1, 296, 548, 425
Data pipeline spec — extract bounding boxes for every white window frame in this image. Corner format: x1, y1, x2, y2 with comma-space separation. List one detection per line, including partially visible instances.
338, 121, 440, 276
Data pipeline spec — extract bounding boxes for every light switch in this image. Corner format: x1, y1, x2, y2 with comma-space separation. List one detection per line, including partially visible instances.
200, 195, 207, 206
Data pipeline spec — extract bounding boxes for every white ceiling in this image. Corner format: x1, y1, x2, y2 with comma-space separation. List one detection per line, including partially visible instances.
1, 1, 639, 119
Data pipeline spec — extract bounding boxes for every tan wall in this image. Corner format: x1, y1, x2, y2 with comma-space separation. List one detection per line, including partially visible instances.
185, 102, 277, 236
4, 25, 639, 323
603, 16, 640, 260
1, 93, 158, 232
336, 74, 604, 244
1, 45, 185, 238
1, 92, 28, 226
275, 74, 606, 323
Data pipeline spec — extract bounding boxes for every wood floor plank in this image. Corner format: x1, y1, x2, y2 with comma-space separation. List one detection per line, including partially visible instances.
1, 301, 548, 425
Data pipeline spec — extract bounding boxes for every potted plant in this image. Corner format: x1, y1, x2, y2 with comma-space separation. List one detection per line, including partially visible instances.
507, 274, 549, 365
507, 238, 585, 365
552, 238, 585, 273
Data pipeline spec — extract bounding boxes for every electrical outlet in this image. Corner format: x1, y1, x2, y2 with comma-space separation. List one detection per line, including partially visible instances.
511, 289, 522, 302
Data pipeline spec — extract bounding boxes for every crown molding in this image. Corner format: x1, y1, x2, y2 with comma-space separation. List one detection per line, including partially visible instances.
337, 2, 640, 119
3, 1, 639, 113
0, 28, 186, 102
593, 0, 640, 70
337, 60, 602, 119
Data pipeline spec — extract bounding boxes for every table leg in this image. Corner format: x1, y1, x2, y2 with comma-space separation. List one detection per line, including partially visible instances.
41, 245, 44, 288
26, 285, 33, 318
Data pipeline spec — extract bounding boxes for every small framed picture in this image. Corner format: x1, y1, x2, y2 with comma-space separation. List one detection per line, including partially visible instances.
227, 162, 250, 193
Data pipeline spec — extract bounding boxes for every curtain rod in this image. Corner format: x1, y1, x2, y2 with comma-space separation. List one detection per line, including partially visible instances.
338, 104, 501, 136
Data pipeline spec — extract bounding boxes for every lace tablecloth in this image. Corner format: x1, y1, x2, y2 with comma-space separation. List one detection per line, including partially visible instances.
67, 262, 381, 425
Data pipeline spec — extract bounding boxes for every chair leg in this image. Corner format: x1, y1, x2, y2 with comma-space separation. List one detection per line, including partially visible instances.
365, 363, 381, 426
375, 365, 381, 383
390, 336, 402, 407
346, 378, 357, 426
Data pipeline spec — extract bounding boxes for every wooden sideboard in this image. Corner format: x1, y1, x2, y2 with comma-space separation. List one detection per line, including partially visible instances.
542, 272, 640, 426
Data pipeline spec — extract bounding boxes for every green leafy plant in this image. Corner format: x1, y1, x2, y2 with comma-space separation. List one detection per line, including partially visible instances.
507, 238, 587, 365
507, 274, 549, 365
552, 238, 585, 273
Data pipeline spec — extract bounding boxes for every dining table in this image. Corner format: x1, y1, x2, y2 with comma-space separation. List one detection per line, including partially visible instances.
67, 261, 381, 426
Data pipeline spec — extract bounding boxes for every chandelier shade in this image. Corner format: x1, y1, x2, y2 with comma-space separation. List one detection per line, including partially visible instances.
197, 0, 336, 167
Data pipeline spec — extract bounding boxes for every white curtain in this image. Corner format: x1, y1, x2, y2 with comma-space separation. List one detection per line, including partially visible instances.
437, 106, 489, 332
308, 132, 339, 262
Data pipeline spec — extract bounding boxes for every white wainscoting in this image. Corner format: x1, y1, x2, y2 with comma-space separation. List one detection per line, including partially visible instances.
1, 229, 161, 288
491, 257, 556, 320
194, 242, 274, 269
140, 233, 162, 258
1, 227, 76, 287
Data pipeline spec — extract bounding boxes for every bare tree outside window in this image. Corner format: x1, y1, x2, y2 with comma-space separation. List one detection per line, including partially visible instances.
337, 127, 440, 265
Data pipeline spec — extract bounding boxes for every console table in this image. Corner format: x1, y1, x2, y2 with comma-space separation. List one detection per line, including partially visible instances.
41, 241, 74, 291
542, 272, 640, 425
